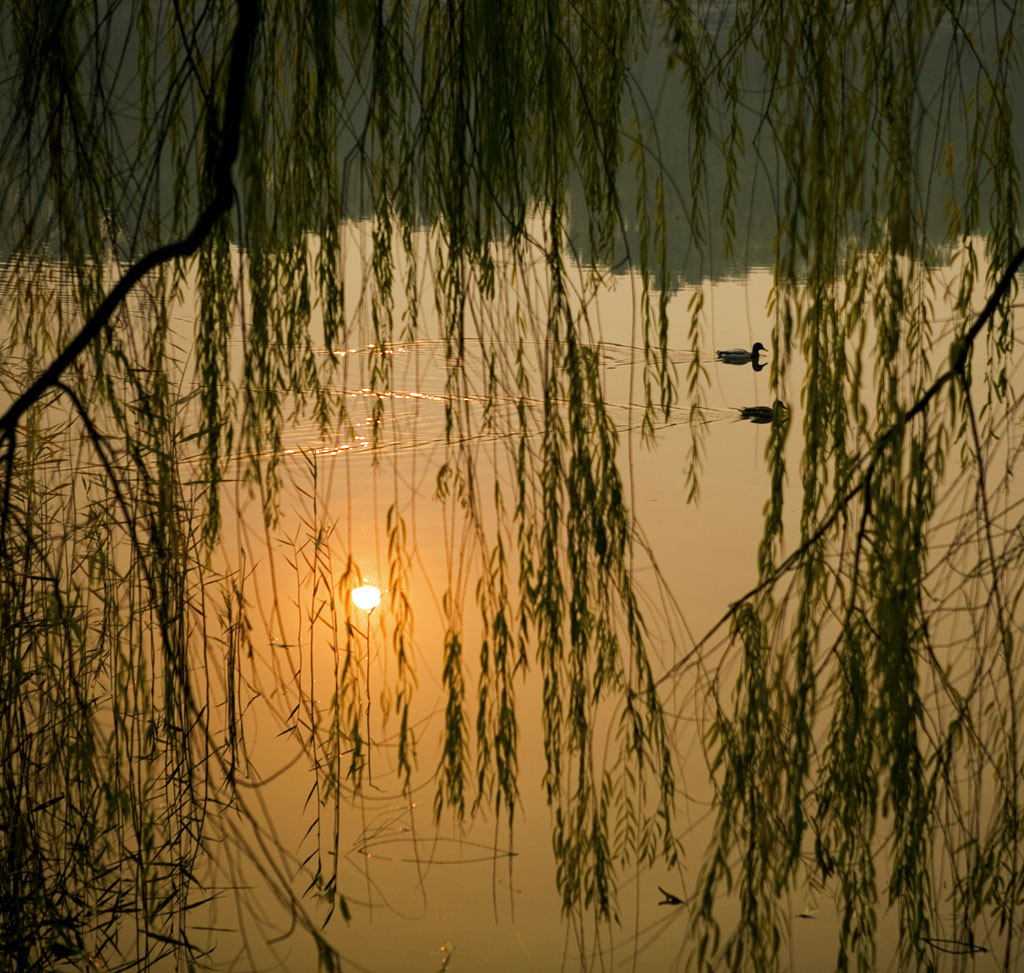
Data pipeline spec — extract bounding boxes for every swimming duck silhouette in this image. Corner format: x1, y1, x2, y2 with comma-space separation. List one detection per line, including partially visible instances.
738, 400, 788, 424
715, 341, 766, 365
738, 405, 773, 424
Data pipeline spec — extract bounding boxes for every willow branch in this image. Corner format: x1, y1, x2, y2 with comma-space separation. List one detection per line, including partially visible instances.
660, 240, 1024, 683
0, 0, 261, 442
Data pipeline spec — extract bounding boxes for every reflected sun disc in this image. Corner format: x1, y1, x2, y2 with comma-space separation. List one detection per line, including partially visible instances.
352, 585, 381, 611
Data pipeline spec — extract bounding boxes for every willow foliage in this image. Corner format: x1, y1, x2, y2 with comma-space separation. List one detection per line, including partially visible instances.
0, 0, 1022, 970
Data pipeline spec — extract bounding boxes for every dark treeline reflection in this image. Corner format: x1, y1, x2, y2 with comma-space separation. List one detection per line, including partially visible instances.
0, 1, 1023, 970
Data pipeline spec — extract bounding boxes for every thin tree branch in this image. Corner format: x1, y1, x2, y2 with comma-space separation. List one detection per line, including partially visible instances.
659, 241, 1024, 684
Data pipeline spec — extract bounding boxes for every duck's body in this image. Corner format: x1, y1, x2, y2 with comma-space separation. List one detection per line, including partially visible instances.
715, 341, 766, 365
738, 400, 788, 425
738, 405, 773, 424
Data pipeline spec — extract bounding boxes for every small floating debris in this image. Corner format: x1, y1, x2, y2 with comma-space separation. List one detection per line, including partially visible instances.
657, 885, 684, 906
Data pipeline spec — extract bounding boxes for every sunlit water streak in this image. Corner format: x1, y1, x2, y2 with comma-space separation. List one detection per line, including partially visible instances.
189, 339, 779, 466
